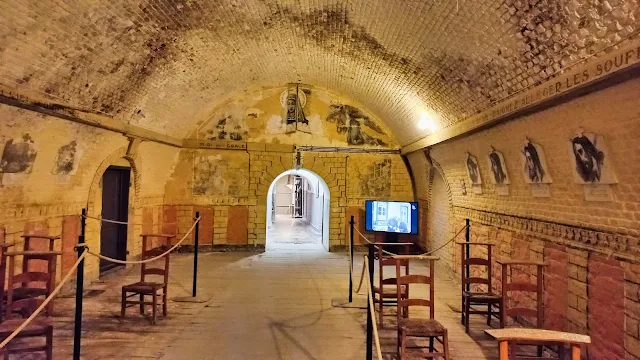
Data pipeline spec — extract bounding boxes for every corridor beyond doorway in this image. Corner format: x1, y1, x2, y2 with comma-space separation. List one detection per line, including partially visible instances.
266, 169, 330, 252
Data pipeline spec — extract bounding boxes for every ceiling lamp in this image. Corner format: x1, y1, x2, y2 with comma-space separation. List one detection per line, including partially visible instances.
418, 111, 438, 132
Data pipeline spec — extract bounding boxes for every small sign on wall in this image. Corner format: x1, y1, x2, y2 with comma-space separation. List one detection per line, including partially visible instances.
495, 184, 510, 196
584, 184, 613, 202
530, 183, 551, 198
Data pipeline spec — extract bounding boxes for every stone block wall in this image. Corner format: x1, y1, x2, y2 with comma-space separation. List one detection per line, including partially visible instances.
163, 149, 414, 250
405, 77, 640, 358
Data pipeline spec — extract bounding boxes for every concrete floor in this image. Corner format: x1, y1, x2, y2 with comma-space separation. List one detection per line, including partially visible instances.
17, 249, 500, 359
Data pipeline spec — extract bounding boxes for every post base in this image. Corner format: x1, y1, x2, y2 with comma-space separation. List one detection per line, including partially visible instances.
172, 294, 213, 303
331, 296, 367, 309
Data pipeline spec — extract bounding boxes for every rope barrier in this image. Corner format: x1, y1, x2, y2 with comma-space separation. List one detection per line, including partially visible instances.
351, 224, 468, 296
353, 225, 467, 257
363, 256, 384, 360
82, 214, 182, 226
0, 251, 88, 350
83, 217, 200, 265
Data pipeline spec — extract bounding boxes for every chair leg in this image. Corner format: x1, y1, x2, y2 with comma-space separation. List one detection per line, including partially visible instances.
487, 302, 493, 326
152, 290, 158, 325
461, 296, 465, 325
429, 337, 434, 352
499, 298, 505, 328
378, 296, 384, 329
46, 326, 54, 360
443, 329, 450, 360
139, 294, 145, 314
400, 330, 407, 360
464, 297, 471, 333
558, 344, 566, 360
163, 287, 168, 316
121, 289, 126, 318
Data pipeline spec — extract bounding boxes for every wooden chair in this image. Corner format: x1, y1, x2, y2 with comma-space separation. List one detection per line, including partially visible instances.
5, 251, 61, 317
498, 260, 547, 357
0, 242, 15, 321
458, 242, 502, 333
485, 328, 590, 360
395, 255, 449, 360
121, 234, 175, 325
373, 245, 409, 329
0, 297, 53, 360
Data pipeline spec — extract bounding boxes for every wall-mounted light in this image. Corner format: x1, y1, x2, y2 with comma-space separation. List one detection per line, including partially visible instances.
418, 111, 438, 132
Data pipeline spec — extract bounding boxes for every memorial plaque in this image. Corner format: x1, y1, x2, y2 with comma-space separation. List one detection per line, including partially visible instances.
584, 184, 613, 202
495, 184, 510, 196
530, 183, 551, 198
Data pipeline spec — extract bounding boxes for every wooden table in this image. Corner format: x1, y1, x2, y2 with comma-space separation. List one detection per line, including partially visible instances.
485, 328, 591, 360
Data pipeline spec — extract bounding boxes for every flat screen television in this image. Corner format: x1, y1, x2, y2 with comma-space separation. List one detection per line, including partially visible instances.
365, 200, 418, 235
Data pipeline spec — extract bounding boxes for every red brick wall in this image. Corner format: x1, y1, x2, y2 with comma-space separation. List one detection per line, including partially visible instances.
61, 216, 81, 275
588, 255, 625, 359
543, 243, 568, 331
194, 206, 214, 245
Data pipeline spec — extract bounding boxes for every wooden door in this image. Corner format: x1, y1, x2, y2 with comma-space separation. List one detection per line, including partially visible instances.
99, 166, 130, 272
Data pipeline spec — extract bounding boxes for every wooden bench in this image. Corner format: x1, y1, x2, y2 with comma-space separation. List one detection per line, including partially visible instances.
485, 328, 591, 360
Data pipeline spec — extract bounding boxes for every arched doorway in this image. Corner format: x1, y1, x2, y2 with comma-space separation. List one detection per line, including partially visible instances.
266, 169, 330, 251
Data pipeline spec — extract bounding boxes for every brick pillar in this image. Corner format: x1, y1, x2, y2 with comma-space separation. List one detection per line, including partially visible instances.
588, 255, 625, 359
543, 243, 568, 331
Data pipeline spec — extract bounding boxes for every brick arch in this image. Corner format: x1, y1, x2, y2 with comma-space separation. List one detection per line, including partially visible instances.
427, 158, 453, 213
248, 151, 345, 248
264, 167, 333, 250
84, 146, 141, 279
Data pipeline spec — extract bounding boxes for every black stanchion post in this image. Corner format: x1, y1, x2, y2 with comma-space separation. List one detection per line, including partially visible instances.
192, 211, 200, 298
73, 208, 87, 360
349, 215, 355, 303
366, 243, 374, 360
465, 218, 471, 292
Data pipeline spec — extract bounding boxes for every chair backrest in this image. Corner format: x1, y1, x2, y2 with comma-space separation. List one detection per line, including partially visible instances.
140, 235, 172, 285
377, 245, 409, 287
498, 260, 546, 328
459, 242, 495, 294
396, 258, 436, 320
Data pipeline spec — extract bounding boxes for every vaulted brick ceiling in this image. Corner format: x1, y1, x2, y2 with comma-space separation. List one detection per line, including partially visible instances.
0, 0, 637, 145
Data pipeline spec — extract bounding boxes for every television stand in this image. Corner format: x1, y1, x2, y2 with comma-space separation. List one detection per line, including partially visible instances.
385, 232, 398, 244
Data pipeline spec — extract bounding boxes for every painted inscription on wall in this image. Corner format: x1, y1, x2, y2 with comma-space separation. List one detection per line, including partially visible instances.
403, 43, 640, 153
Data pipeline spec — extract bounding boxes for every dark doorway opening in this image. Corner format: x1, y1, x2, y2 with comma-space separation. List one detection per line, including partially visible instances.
100, 166, 130, 273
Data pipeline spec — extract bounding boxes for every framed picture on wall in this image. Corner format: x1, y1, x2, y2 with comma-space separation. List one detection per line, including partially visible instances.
520, 139, 552, 184
487, 148, 510, 185
465, 152, 482, 185
569, 130, 617, 184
